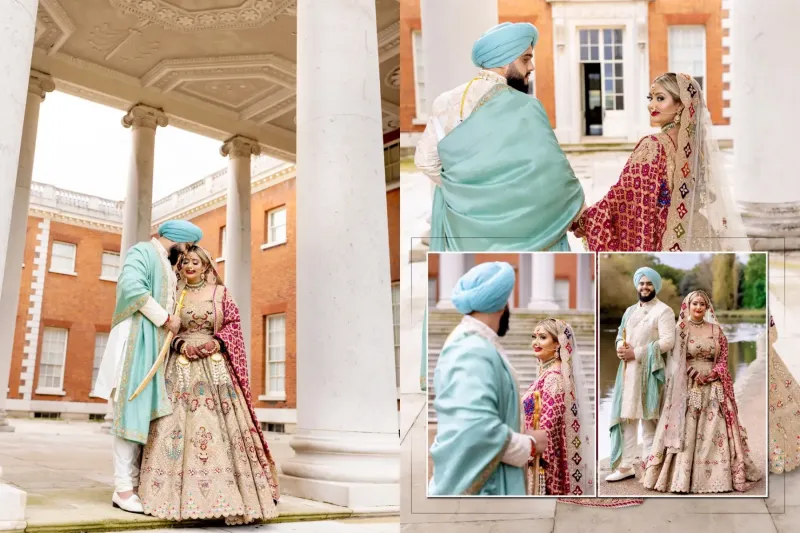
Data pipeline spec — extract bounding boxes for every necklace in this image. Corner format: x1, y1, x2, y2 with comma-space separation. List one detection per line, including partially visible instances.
186, 279, 207, 292
661, 122, 675, 133
539, 356, 560, 371
689, 318, 705, 328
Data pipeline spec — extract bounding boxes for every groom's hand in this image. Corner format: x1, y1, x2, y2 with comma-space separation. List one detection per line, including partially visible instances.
617, 344, 635, 362
166, 314, 181, 335
526, 429, 548, 455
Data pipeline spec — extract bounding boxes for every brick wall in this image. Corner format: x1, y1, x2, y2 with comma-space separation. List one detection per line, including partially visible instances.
31, 222, 120, 403
10, 184, 400, 415
648, 0, 728, 125
400, 0, 725, 130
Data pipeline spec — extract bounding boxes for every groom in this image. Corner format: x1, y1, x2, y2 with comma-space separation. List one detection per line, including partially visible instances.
94, 220, 203, 513
415, 22, 585, 252
429, 262, 546, 495
606, 267, 675, 482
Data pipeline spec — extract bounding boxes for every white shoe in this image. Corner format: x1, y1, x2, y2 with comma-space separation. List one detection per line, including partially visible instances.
112, 492, 144, 514
605, 468, 635, 482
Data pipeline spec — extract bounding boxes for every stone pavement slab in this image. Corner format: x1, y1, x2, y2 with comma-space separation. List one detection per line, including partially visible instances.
0, 418, 392, 532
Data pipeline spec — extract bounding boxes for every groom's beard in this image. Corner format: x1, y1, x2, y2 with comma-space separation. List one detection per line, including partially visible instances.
638, 290, 657, 303
497, 305, 511, 337
506, 64, 529, 94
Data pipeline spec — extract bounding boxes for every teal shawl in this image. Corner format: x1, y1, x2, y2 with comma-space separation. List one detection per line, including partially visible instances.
111, 241, 173, 445
430, 86, 584, 252
609, 305, 667, 471
429, 331, 525, 495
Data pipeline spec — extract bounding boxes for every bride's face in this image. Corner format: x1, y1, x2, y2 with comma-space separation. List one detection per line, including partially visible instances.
647, 83, 683, 128
531, 327, 559, 362
181, 252, 205, 284
689, 295, 708, 320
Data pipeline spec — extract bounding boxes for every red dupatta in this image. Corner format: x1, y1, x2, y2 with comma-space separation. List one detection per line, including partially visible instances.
214, 285, 281, 502
577, 133, 674, 251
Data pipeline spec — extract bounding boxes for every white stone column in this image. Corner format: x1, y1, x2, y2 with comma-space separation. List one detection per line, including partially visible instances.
528, 253, 559, 310
411, 0, 498, 257
220, 135, 259, 374
0, 2, 38, 528
733, 0, 800, 249
119, 104, 167, 261
436, 253, 466, 309
281, 0, 399, 509
0, 0, 38, 309
0, 71, 54, 433
103, 104, 167, 432
576, 253, 593, 311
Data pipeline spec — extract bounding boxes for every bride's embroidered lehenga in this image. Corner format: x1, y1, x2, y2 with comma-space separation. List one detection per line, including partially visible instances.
768, 315, 800, 474
575, 73, 749, 253
139, 251, 279, 524
642, 291, 762, 493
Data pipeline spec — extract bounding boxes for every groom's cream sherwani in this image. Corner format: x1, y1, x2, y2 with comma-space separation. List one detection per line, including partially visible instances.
617, 298, 675, 467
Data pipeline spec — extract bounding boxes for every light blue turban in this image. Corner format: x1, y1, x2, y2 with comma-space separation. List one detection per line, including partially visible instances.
157, 220, 203, 244
633, 267, 662, 294
452, 262, 515, 315
471, 22, 539, 69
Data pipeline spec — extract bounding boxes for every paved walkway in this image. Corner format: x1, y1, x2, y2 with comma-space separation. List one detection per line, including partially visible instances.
399, 163, 800, 532
0, 418, 391, 531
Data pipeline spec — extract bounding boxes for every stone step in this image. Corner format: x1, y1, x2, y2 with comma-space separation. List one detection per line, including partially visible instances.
21, 489, 391, 533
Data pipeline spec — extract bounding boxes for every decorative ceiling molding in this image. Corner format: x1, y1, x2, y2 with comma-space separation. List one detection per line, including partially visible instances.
384, 65, 399, 89
241, 87, 293, 120
378, 21, 400, 63
142, 54, 296, 91
35, 0, 76, 56
108, 0, 296, 32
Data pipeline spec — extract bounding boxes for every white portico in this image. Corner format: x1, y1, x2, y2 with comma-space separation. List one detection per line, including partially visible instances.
550, 0, 653, 144
0, 0, 401, 525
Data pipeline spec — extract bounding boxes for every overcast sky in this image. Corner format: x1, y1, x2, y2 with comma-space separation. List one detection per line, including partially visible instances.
657, 252, 753, 270
32, 91, 246, 202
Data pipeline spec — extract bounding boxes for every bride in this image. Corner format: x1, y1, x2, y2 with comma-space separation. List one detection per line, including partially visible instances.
641, 290, 762, 493
573, 72, 748, 252
522, 319, 594, 496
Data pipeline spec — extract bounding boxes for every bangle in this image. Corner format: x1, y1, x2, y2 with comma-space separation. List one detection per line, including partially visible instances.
529, 435, 537, 457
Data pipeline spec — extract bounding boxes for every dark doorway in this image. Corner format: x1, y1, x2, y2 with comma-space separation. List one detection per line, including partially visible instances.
583, 62, 602, 136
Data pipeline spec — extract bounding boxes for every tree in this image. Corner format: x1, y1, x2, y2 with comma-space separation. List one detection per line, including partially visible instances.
742, 254, 767, 309
651, 259, 684, 295
711, 254, 736, 311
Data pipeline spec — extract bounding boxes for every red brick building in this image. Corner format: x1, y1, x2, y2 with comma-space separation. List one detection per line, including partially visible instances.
5, 138, 400, 432
401, 0, 731, 145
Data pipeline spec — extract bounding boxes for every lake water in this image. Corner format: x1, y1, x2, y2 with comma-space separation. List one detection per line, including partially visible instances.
596, 317, 766, 460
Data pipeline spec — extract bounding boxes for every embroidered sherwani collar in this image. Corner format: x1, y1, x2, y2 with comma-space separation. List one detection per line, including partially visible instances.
150, 237, 168, 259
478, 69, 508, 85
638, 297, 660, 310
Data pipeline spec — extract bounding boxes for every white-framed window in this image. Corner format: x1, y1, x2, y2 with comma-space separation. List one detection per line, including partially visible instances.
264, 314, 286, 399
668, 25, 706, 90
555, 279, 571, 309
411, 30, 427, 122
266, 207, 287, 246
36, 327, 68, 395
218, 226, 227, 262
50, 242, 77, 275
392, 282, 400, 389
579, 29, 625, 111
91, 332, 109, 393
100, 252, 119, 281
